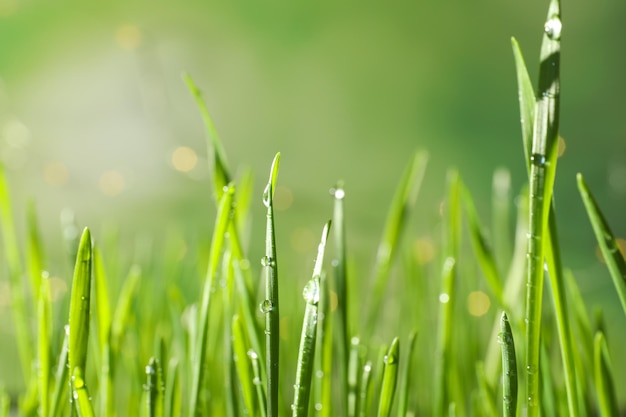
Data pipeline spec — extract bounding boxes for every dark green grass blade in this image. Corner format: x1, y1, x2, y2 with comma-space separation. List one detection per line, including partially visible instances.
511, 38, 536, 172
396, 331, 416, 417
50, 329, 69, 417
434, 258, 456, 417
524, 2, 561, 415
291, 222, 331, 417
593, 332, 619, 417
263, 153, 281, 417
68, 228, 93, 379
232, 315, 257, 416
72, 367, 95, 417
577, 173, 626, 315
164, 359, 180, 417
377, 337, 399, 417
499, 312, 518, 417
0, 164, 33, 382
189, 185, 234, 416
365, 152, 428, 338
183, 73, 231, 199
38, 276, 51, 417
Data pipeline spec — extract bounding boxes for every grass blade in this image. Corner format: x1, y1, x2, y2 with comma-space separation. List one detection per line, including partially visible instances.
365, 152, 428, 338
0, 387, 8, 417
145, 357, 164, 417
347, 338, 361, 417
38, 275, 52, 417
492, 169, 512, 274
110, 265, 141, 354
523, 2, 561, 415
50, 329, 69, 417
27, 200, 45, 303
72, 367, 95, 417
262, 153, 281, 417
499, 312, 518, 417
593, 332, 619, 417
377, 337, 399, 417
249, 350, 267, 417
357, 362, 373, 417
164, 359, 180, 417
434, 257, 456, 417
291, 222, 331, 417
189, 184, 235, 416
232, 315, 257, 416
475, 362, 498, 417
511, 37, 535, 171
577, 173, 626, 315
93, 246, 113, 417
396, 331, 416, 417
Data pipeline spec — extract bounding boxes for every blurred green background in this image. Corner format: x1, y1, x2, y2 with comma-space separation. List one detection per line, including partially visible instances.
1, 0, 626, 396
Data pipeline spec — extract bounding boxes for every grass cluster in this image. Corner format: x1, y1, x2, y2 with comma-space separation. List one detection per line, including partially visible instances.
0, 0, 624, 415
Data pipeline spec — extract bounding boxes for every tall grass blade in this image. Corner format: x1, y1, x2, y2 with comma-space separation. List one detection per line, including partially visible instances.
434, 257, 456, 417
232, 315, 257, 416
291, 222, 331, 417
523, 2, 561, 415
377, 337, 399, 417
164, 359, 180, 417
0, 388, 8, 417
110, 265, 141, 354
38, 275, 52, 417
314, 267, 333, 417
145, 357, 164, 417
492, 169, 512, 274
365, 152, 428, 338
263, 153, 281, 417
577, 173, 626, 315
511, 38, 535, 170
249, 350, 267, 417
93, 246, 113, 417
27, 200, 45, 302
189, 185, 235, 416
50, 328, 69, 417
475, 362, 498, 417
593, 332, 619, 417
72, 368, 95, 417
396, 331, 416, 417
0, 164, 33, 382
499, 312, 517, 417
357, 362, 373, 417
347, 338, 361, 417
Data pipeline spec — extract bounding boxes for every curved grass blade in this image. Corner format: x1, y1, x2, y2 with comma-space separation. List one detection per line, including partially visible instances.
377, 337, 399, 417
164, 358, 180, 417
232, 315, 257, 416
291, 221, 331, 417
38, 275, 52, 417
357, 362, 373, 417
593, 332, 619, 417
0, 164, 33, 382
396, 331, 416, 417
499, 312, 518, 417
189, 184, 235, 416
50, 328, 69, 417
365, 152, 428, 338
262, 153, 281, 417
249, 350, 267, 417
524, 2, 561, 415
577, 173, 626, 316
511, 37, 535, 171
434, 257, 456, 417
72, 367, 95, 417
68, 228, 93, 382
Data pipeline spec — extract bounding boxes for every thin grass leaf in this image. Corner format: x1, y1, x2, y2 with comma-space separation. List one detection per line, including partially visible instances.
189, 185, 235, 416
291, 222, 331, 417
539, 340, 557, 417
492, 169, 513, 274
50, 328, 69, 417
434, 257, 456, 417
93, 246, 113, 417
511, 37, 535, 171
249, 350, 267, 417
377, 337, 399, 417
593, 332, 619, 417
475, 362, 498, 417
262, 153, 281, 417
27, 200, 45, 302
577, 173, 626, 316
396, 331, 416, 417
38, 275, 51, 417
347, 338, 361, 417
145, 357, 164, 417
110, 265, 141, 354
0, 164, 33, 382
164, 359, 180, 417
523, 2, 561, 415
72, 367, 95, 417
313, 267, 333, 417
357, 362, 373, 417
365, 152, 428, 338
232, 315, 257, 416
499, 312, 517, 417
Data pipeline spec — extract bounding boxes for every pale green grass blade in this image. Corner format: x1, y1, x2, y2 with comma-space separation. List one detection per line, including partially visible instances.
0, 387, 8, 417
110, 265, 141, 354
539, 340, 557, 417
577, 173, 626, 315
38, 276, 51, 417
0, 164, 32, 382
72, 367, 95, 417
593, 332, 619, 417
183, 73, 231, 199
499, 312, 517, 417
313, 267, 333, 417
68, 228, 92, 379
347, 338, 361, 417
511, 37, 535, 170
27, 200, 45, 302
396, 331, 416, 417
189, 185, 234, 416
357, 362, 373, 417
524, 2, 561, 415
291, 222, 331, 417
365, 152, 428, 337
93, 246, 113, 417
377, 337, 399, 417
262, 153, 281, 417
164, 359, 181, 417
492, 169, 512, 274
232, 315, 257, 416
475, 362, 498, 417
50, 329, 69, 417
248, 350, 267, 417
434, 257, 456, 417
545, 208, 579, 417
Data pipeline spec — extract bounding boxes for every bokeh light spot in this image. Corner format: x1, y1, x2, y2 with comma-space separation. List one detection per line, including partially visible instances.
48, 276, 68, 302
467, 291, 491, 317
43, 161, 69, 186
439, 293, 450, 303
291, 227, 315, 254
274, 186, 293, 211
557, 136, 566, 157
414, 238, 435, 265
99, 170, 126, 196
116, 24, 142, 50
171, 146, 198, 172
329, 290, 338, 312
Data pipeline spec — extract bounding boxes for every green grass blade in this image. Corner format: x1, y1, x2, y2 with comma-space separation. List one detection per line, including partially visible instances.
377, 337, 399, 417
314, 265, 333, 417
72, 367, 95, 417
68, 228, 93, 380
492, 169, 513, 274
357, 362, 373, 417
232, 315, 257, 416
110, 265, 141, 354
164, 358, 180, 417
511, 37, 535, 171
593, 332, 619, 417
524, 2, 561, 415
182, 73, 231, 200
249, 350, 267, 417
50, 328, 69, 417
434, 257, 456, 417
291, 222, 331, 417
38, 276, 52, 417
396, 331, 416, 417
365, 152, 428, 338
499, 312, 518, 417
0, 164, 33, 382
93, 246, 113, 417
27, 200, 45, 302
577, 173, 626, 315
0, 387, 8, 417
189, 184, 235, 416
262, 153, 281, 417
475, 362, 498, 417
347, 338, 361, 417
145, 357, 164, 417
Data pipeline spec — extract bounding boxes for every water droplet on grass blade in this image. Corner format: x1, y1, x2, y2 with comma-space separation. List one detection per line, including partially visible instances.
303, 279, 320, 305
260, 299, 273, 313
530, 153, 546, 167
544, 15, 562, 40
261, 256, 275, 267
262, 184, 271, 207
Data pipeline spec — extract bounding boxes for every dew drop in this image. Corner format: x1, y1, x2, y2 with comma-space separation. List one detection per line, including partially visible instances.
303, 279, 320, 305
315, 403, 323, 411
530, 153, 546, 167
252, 377, 261, 385
315, 370, 324, 378
260, 299, 274, 314
261, 256, 275, 267
544, 16, 562, 40
264, 330, 271, 335
247, 350, 258, 360
262, 184, 271, 207
145, 365, 155, 375
351, 337, 360, 346
438, 293, 450, 303
526, 364, 538, 375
